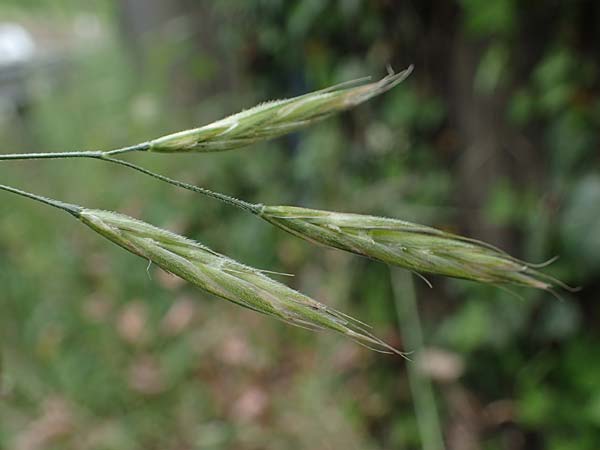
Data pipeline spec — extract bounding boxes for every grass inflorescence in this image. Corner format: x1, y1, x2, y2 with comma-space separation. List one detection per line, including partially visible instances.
259, 205, 565, 292
0, 64, 572, 358
147, 66, 413, 153
81, 209, 406, 355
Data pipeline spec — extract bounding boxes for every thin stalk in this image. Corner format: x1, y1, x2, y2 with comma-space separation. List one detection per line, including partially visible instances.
390, 268, 445, 450
0, 183, 81, 217
0, 144, 258, 213
99, 156, 260, 214
0, 142, 150, 160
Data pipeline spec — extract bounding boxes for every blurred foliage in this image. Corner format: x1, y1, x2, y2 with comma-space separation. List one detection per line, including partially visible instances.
0, 1, 599, 449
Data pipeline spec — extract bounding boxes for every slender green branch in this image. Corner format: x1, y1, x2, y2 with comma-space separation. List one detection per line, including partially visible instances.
0, 183, 81, 217
0, 141, 257, 213
0, 142, 150, 161
104, 143, 151, 156
99, 156, 261, 214
0, 151, 101, 160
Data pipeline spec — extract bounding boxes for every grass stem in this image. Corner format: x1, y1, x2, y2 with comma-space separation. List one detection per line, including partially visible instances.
390, 268, 445, 450
0, 145, 258, 214
0, 142, 149, 160
99, 156, 260, 214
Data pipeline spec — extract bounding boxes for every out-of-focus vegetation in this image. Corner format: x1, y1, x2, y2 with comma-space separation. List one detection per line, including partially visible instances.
0, 1, 598, 449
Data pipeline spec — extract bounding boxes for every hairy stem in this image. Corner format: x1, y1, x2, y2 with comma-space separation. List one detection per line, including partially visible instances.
0, 183, 81, 217
99, 156, 260, 214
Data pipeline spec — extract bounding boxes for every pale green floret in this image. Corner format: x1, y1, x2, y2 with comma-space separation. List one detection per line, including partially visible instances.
79, 209, 403, 355
148, 66, 413, 153
259, 205, 555, 291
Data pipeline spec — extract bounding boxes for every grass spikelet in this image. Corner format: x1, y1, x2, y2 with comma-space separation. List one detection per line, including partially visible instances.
259, 205, 562, 291
78, 209, 404, 355
148, 66, 413, 153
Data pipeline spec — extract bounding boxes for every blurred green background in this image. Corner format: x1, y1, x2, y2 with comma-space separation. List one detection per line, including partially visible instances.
0, 1, 599, 449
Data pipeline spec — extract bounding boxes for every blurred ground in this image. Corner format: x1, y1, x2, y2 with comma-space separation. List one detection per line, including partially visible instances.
1, 1, 599, 449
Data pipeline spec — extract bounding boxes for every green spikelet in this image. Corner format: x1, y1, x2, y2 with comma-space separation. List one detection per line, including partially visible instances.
148, 67, 413, 153
260, 205, 561, 291
79, 209, 404, 355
